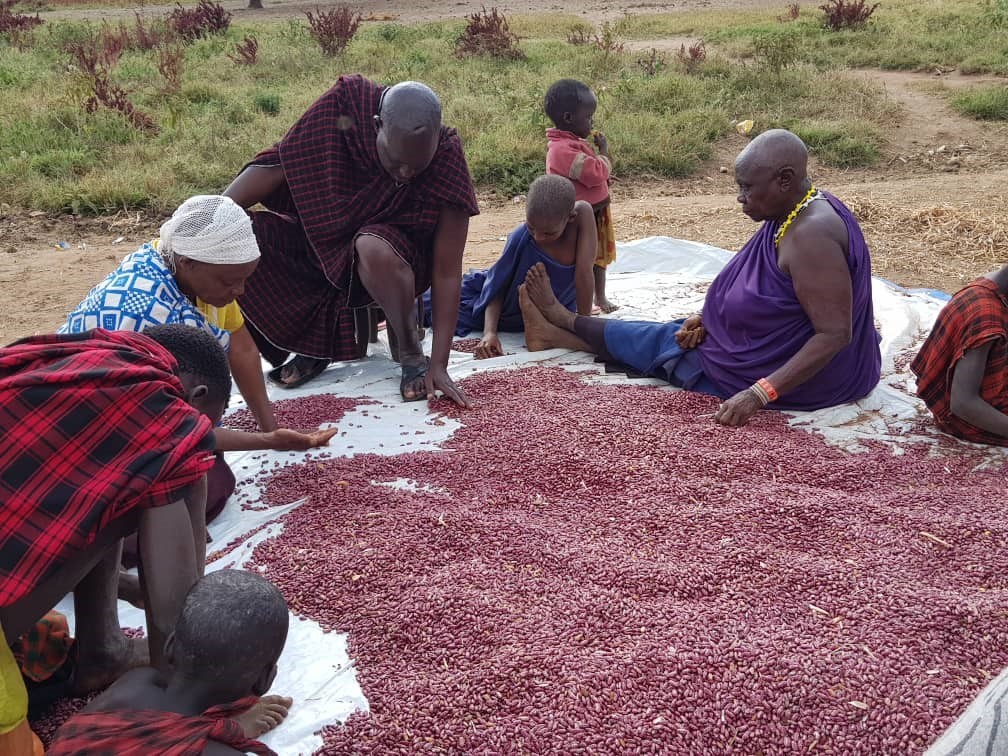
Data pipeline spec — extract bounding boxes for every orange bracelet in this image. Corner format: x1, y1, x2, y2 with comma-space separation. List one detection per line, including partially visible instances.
757, 378, 779, 402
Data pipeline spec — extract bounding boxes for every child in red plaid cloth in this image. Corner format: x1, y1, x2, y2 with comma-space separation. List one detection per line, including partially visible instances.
49, 570, 291, 756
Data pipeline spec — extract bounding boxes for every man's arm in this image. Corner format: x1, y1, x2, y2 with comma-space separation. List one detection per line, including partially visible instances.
228, 326, 276, 432
426, 206, 472, 406
572, 202, 597, 316
949, 342, 1008, 437
213, 427, 337, 452
715, 216, 852, 426
475, 293, 505, 359
223, 164, 286, 209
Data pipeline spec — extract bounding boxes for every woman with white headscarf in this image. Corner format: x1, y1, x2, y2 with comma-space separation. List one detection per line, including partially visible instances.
62, 196, 335, 538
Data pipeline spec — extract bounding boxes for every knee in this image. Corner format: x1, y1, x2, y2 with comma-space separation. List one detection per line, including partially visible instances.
355, 234, 398, 272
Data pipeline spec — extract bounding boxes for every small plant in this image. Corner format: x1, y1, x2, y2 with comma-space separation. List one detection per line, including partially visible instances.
592, 21, 624, 57
779, 3, 801, 21
157, 44, 184, 93
636, 47, 667, 78
228, 34, 258, 65
951, 85, 1008, 120
131, 13, 171, 51
254, 92, 280, 114
305, 6, 361, 56
565, 24, 591, 46
820, 0, 879, 31
676, 40, 706, 74
65, 31, 158, 133
0, 0, 41, 36
456, 6, 523, 60
169, 0, 231, 41
752, 30, 801, 73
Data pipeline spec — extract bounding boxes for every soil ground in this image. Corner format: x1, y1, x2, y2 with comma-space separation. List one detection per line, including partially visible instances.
3, 0, 1007, 344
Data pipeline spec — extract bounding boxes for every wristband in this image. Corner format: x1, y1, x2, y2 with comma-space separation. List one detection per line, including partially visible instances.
748, 384, 770, 406
756, 377, 779, 402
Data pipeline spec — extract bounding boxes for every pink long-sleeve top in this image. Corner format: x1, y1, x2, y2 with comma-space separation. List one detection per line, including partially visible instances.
545, 128, 611, 206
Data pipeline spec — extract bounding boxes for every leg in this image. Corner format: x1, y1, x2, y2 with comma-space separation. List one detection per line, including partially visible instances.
518, 285, 593, 353
355, 234, 427, 400
593, 265, 619, 313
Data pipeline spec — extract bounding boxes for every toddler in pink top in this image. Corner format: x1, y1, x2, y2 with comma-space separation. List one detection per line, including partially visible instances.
544, 78, 618, 312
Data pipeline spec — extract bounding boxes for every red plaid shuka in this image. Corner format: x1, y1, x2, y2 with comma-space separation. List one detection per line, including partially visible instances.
47, 696, 277, 755
238, 74, 481, 364
0, 330, 215, 607
910, 277, 1008, 445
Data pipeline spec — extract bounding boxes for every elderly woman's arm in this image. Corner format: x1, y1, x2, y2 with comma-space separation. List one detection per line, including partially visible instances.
228, 325, 276, 432
949, 343, 1008, 437
223, 164, 286, 209
715, 217, 852, 427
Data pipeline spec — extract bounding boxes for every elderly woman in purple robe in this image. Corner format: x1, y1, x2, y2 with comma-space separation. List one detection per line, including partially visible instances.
516, 129, 882, 427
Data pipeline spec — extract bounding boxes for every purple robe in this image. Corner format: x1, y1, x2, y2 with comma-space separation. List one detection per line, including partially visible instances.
426, 224, 577, 336
604, 193, 881, 410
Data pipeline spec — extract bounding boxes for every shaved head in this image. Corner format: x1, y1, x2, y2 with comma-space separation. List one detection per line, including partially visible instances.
379, 80, 442, 134
735, 128, 809, 179
375, 81, 442, 184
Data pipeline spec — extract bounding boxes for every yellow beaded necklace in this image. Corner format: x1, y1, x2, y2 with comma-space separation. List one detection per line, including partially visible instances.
774, 185, 819, 247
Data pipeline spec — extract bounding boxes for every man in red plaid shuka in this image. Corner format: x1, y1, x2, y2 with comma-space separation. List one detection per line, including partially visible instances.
225, 75, 479, 404
48, 571, 291, 756
1, 326, 229, 721
911, 265, 1008, 445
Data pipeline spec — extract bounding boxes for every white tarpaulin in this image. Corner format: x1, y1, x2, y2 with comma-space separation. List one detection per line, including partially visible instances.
55, 237, 995, 754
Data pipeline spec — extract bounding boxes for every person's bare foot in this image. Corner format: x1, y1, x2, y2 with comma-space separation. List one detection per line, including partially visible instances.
74, 635, 149, 694
117, 571, 144, 609
596, 296, 620, 314
524, 263, 575, 330
233, 695, 293, 739
519, 284, 565, 351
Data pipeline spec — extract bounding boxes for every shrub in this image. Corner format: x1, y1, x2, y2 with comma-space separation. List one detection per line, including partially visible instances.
157, 44, 184, 93
305, 6, 361, 56
780, 3, 801, 21
592, 21, 624, 57
456, 6, 524, 60
130, 13, 172, 51
951, 85, 1008, 120
565, 24, 591, 46
637, 47, 667, 78
820, 0, 880, 31
169, 0, 231, 42
676, 40, 706, 74
228, 34, 258, 65
752, 30, 801, 73
254, 92, 280, 114
0, 0, 41, 36
65, 34, 158, 133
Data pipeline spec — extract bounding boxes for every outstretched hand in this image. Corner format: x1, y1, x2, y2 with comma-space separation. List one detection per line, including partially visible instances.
675, 315, 706, 350
713, 389, 763, 427
474, 334, 504, 360
425, 362, 472, 408
267, 427, 339, 451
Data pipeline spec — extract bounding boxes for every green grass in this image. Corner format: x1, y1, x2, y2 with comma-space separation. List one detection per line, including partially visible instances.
3, 0, 985, 213
951, 84, 1008, 120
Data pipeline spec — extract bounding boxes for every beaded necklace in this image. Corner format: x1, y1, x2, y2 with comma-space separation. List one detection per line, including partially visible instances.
774, 184, 819, 247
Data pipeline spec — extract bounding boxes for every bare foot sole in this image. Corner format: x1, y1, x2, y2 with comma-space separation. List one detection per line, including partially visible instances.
524, 264, 572, 328
117, 571, 144, 609
596, 297, 620, 314
73, 635, 149, 694
234, 695, 294, 739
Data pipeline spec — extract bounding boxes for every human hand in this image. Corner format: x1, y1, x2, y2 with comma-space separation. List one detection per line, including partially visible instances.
425, 362, 472, 408
474, 334, 504, 360
267, 427, 339, 451
674, 315, 706, 349
713, 389, 764, 427
593, 131, 609, 155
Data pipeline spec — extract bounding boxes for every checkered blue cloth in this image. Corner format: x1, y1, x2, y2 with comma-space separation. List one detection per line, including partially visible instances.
60, 243, 230, 351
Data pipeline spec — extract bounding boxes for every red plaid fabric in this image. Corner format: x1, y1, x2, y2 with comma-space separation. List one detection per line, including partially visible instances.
911, 278, 1008, 445
0, 330, 215, 607
237, 74, 480, 362
47, 696, 276, 755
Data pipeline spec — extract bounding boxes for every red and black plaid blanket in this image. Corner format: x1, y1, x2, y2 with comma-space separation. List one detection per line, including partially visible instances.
911, 277, 1008, 445
238, 74, 480, 362
0, 330, 215, 607
47, 696, 276, 755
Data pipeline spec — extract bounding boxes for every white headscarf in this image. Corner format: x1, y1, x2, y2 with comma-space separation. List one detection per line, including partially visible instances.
159, 195, 260, 265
